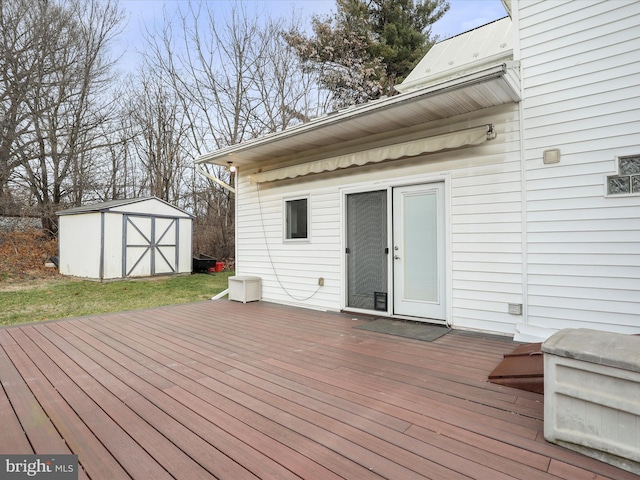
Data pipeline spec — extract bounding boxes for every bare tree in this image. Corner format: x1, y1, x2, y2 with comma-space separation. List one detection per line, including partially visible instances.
1, 0, 123, 233
139, 1, 331, 259
0, 0, 46, 215
251, 15, 333, 135
126, 68, 191, 203
93, 95, 138, 201
145, 3, 261, 153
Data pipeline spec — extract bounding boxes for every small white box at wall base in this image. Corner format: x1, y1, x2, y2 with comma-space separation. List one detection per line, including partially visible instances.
228, 276, 261, 303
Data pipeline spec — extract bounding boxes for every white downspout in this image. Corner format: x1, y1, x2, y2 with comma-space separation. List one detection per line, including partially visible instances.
513, 0, 533, 340
211, 289, 228, 300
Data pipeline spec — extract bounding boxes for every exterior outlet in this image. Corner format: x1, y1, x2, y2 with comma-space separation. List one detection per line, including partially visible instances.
318, 277, 324, 286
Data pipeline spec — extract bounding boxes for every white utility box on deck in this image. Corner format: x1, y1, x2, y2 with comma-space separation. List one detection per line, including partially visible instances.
542, 328, 640, 475
228, 276, 261, 303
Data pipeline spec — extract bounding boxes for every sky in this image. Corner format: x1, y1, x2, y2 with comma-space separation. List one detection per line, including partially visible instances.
115, 0, 507, 72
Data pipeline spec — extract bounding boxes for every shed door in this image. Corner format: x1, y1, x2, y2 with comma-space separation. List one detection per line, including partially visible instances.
124, 215, 178, 277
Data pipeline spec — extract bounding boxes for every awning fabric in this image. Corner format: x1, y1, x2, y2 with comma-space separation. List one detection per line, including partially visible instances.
250, 125, 492, 183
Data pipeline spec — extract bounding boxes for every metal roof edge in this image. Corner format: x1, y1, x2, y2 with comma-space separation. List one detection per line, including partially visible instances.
57, 197, 146, 215
56, 196, 194, 218
395, 51, 514, 94
195, 63, 512, 166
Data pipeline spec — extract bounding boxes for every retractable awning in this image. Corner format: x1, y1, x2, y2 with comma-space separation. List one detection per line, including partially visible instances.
195, 62, 520, 180
250, 125, 493, 183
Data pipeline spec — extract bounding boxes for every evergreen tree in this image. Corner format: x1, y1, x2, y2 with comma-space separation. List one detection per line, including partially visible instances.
285, 0, 449, 108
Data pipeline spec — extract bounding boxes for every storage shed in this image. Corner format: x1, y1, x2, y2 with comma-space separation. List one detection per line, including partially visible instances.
57, 197, 193, 279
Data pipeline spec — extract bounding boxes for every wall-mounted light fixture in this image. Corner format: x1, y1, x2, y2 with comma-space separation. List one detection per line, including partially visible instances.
543, 149, 561, 164
227, 162, 236, 173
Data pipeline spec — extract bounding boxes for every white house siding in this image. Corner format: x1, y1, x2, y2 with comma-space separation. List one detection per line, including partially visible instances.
102, 212, 124, 279
236, 103, 523, 334
178, 218, 193, 273
236, 182, 343, 311
519, 0, 640, 334
59, 213, 102, 278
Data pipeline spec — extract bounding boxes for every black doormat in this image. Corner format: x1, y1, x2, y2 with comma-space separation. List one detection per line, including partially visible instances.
354, 319, 450, 342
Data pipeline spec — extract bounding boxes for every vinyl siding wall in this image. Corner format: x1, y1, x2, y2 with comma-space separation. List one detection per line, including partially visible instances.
59, 213, 102, 278
519, 0, 640, 333
236, 103, 523, 334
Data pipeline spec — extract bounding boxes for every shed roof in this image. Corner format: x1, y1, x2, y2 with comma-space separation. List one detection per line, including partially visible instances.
57, 197, 193, 218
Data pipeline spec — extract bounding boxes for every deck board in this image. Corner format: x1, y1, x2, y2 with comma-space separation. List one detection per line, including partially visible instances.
0, 346, 37, 455
0, 300, 636, 480
0, 340, 73, 455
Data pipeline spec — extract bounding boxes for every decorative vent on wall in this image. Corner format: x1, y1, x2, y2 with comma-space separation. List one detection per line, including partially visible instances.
606, 155, 640, 195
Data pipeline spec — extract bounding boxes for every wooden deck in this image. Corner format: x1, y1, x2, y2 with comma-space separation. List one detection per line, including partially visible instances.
0, 300, 635, 480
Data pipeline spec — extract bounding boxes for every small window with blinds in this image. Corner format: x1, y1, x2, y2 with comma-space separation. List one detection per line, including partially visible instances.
607, 155, 640, 195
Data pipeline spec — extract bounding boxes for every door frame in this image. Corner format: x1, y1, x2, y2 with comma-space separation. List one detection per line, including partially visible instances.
341, 173, 451, 325
122, 214, 180, 277
392, 182, 446, 321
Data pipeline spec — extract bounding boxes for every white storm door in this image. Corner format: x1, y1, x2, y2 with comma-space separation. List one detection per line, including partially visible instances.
393, 183, 445, 320
345, 190, 388, 311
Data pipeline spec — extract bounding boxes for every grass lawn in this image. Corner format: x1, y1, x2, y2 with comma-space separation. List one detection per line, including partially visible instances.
0, 272, 233, 326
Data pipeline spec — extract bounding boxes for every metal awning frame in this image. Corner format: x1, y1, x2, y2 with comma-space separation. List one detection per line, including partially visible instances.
195, 62, 520, 175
